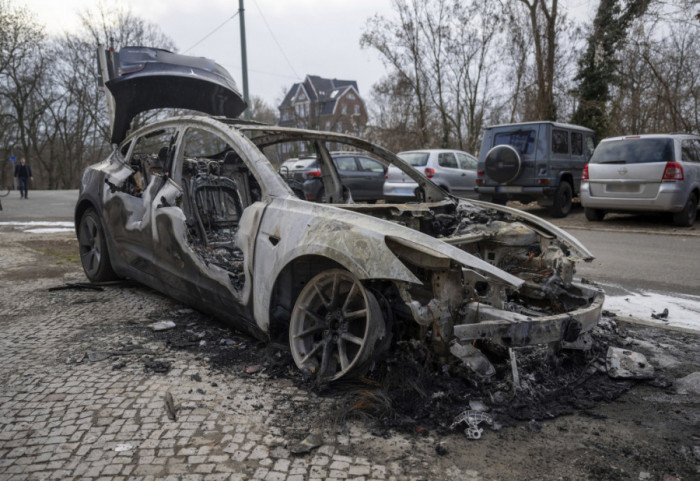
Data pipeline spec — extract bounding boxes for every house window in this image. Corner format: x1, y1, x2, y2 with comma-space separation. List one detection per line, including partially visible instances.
341, 104, 347, 115
336, 123, 342, 133
347, 93, 355, 100
325, 121, 331, 131
354, 105, 360, 115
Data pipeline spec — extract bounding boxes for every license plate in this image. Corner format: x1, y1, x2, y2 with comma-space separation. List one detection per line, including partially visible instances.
607, 183, 638, 193
497, 186, 522, 193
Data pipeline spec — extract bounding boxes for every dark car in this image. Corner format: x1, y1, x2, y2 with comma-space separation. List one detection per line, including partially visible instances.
76, 46, 603, 382
301, 152, 386, 202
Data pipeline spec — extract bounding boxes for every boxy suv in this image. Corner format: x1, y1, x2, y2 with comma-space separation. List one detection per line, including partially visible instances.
581, 134, 700, 226
476, 121, 596, 217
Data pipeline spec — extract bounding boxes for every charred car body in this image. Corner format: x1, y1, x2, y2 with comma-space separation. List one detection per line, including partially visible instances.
76, 47, 603, 381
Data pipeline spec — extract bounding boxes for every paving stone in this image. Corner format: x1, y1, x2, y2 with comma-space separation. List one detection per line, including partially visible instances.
0, 250, 461, 481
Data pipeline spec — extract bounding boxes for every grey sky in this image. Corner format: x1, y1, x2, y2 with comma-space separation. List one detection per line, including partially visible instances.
23, 0, 597, 110
24, 0, 395, 108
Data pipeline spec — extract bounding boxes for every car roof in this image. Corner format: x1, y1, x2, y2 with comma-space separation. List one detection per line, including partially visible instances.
105, 46, 246, 144
599, 133, 700, 142
484, 121, 595, 133
397, 149, 473, 154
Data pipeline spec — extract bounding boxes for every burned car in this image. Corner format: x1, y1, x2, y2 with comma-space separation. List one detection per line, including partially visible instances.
77, 47, 603, 381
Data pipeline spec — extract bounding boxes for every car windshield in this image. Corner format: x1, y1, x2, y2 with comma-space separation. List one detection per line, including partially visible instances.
590, 138, 674, 164
398, 152, 430, 167
494, 130, 536, 155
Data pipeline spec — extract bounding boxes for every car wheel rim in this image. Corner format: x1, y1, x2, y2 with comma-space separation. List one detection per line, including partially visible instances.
290, 269, 380, 381
79, 215, 102, 278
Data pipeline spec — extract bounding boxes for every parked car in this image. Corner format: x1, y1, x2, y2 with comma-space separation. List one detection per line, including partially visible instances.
581, 134, 700, 226
476, 122, 596, 217
302, 152, 386, 202
384, 149, 479, 201
279, 157, 314, 198
77, 46, 603, 382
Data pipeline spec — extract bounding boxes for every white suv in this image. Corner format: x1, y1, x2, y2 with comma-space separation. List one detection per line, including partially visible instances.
581, 133, 700, 226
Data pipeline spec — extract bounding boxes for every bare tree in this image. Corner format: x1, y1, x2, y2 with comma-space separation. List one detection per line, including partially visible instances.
361, 0, 432, 147
518, 0, 560, 120
248, 95, 278, 125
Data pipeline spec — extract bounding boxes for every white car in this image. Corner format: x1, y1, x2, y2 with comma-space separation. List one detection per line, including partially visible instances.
384, 149, 478, 200
581, 134, 700, 226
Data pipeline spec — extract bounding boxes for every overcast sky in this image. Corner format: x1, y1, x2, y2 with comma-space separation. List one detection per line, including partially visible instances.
23, 0, 396, 108
22, 0, 597, 110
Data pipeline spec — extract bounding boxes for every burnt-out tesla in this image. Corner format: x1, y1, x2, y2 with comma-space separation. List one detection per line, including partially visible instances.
76, 47, 603, 381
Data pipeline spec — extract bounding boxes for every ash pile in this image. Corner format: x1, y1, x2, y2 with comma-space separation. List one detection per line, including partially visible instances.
318, 314, 663, 439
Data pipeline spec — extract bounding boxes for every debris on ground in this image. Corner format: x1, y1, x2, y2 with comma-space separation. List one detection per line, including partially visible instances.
139, 310, 668, 442
289, 433, 321, 455
450, 410, 494, 440
606, 347, 655, 379
651, 308, 669, 320
144, 358, 171, 374
246, 364, 264, 374
674, 372, 700, 395
164, 392, 178, 421
149, 320, 176, 331
114, 444, 133, 452
48, 282, 105, 292
449, 340, 495, 378
87, 351, 111, 362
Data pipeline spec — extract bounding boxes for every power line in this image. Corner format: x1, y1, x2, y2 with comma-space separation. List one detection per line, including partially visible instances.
251, 0, 301, 80
183, 11, 240, 54
220, 62, 301, 80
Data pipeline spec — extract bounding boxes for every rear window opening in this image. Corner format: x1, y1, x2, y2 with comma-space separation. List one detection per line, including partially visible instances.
591, 138, 674, 164
494, 130, 536, 155
398, 152, 430, 167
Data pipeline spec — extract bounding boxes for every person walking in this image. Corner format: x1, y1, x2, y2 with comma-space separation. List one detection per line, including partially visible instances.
13, 157, 33, 199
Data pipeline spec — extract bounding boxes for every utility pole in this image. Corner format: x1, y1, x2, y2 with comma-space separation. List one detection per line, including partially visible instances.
239, 0, 250, 119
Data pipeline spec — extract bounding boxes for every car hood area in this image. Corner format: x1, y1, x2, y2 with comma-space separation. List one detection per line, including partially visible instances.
105, 47, 246, 144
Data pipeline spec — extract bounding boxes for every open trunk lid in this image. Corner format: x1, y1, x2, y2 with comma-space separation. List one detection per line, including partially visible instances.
105, 46, 247, 144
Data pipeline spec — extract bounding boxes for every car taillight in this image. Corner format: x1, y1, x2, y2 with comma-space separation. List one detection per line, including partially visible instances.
424, 168, 435, 178
306, 170, 321, 179
581, 164, 589, 181
477, 170, 484, 176
662, 161, 684, 181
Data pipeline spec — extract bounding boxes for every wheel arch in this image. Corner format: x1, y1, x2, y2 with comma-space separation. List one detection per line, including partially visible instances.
557, 172, 574, 190
74, 199, 99, 236
267, 254, 345, 342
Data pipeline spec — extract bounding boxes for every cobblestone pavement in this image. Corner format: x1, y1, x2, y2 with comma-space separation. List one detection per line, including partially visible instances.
2, 229, 699, 481
0, 230, 481, 481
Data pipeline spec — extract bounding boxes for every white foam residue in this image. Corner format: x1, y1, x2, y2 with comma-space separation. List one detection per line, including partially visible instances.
602, 286, 700, 333
24, 228, 75, 234
0, 221, 74, 227
0, 221, 74, 233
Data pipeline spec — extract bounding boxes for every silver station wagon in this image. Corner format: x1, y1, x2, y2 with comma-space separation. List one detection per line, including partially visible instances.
581, 134, 700, 226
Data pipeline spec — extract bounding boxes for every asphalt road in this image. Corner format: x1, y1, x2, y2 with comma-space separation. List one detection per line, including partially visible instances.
0, 189, 77, 222
569, 227, 700, 297
2, 190, 698, 297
